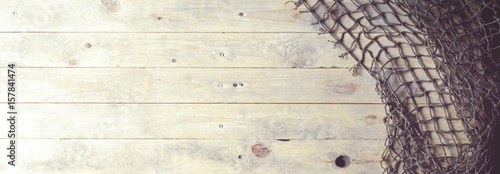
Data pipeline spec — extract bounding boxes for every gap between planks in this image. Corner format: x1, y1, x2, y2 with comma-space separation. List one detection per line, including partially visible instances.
0, 33, 434, 68
2, 0, 405, 33
0, 104, 387, 140
0, 68, 382, 103
0, 139, 384, 173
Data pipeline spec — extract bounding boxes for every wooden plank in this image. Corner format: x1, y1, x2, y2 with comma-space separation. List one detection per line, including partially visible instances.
2, 0, 421, 33
2, 0, 320, 32
0, 32, 435, 69
2, 68, 381, 103
3, 104, 387, 140
0, 139, 384, 173
0, 33, 358, 68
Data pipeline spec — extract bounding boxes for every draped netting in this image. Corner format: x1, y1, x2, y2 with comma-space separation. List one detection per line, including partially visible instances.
301, 0, 500, 173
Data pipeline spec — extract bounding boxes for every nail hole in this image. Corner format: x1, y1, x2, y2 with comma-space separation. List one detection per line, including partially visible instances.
220, 53, 225, 57
238, 155, 242, 159
157, 17, 162, 20
218, 84, 224, 88
12, 12, 17, 16
233, 83, 238, 87
239, 12, 245, 16
172, 58, 177, 63
239, 83, 244, 87
85, 43, 92, 48
335, 155, 350, 168
219, 124, 224, 128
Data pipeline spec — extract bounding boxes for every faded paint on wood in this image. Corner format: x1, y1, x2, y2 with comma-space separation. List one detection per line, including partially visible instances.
4, 104, 387, 140
0, 139, 384, 174
0, 33, 355, 68
2, 68, 380, 103
0, 0, 453, 173
0, 33, 435, 69
2, 0, 319, 32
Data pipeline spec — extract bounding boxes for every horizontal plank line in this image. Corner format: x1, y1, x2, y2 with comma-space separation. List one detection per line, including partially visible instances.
0, 67, 436, 70
0, 31, 398, 34
0, 67, 350, 69
0, 138, 386, 141
4, 68, 383, 103
0, 31, 320, 34
0, 102, 383, 104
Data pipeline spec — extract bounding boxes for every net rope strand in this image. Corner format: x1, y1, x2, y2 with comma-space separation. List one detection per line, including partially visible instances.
300, 0, 500, 173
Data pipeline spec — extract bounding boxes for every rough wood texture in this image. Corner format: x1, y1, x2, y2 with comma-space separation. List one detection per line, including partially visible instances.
2, 0, 319, 32
4, 104, 387, 140
3, 68, 380, 103
0, 139, 384, 174
0, 33, 433, 68
0, 0, 395, 173
0, 33, 356, 68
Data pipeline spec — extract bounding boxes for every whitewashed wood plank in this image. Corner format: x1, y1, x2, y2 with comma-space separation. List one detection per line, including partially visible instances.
4, 104, 387, 140
0, 139, 384, 174
0, 33, 355, 68
2, 0, 319, 32
2, 68, 380, 103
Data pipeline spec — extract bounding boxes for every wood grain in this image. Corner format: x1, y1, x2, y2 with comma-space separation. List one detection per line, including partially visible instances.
0, 139, 384, 174
0, 0, 454, 173
0, 33, 356, 68
2, 0, 319, 32
3, 104, 387, 140
0, 32, 435, 69
1, 68, 381, 103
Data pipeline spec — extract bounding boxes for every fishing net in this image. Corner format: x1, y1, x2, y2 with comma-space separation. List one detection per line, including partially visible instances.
299, 0, 500, 173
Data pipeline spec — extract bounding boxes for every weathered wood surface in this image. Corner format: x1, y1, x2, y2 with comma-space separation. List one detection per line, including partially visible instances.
0, 33, 434, 68
1, 0, 319, 32
0, 0, 434, 173
1, 104, 387, 140
1, 68, 380, 103
0, 139, 384, 174
0, 33, 355, 68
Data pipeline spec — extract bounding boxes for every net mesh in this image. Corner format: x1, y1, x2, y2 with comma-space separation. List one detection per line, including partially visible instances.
300, 0, 500, 173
